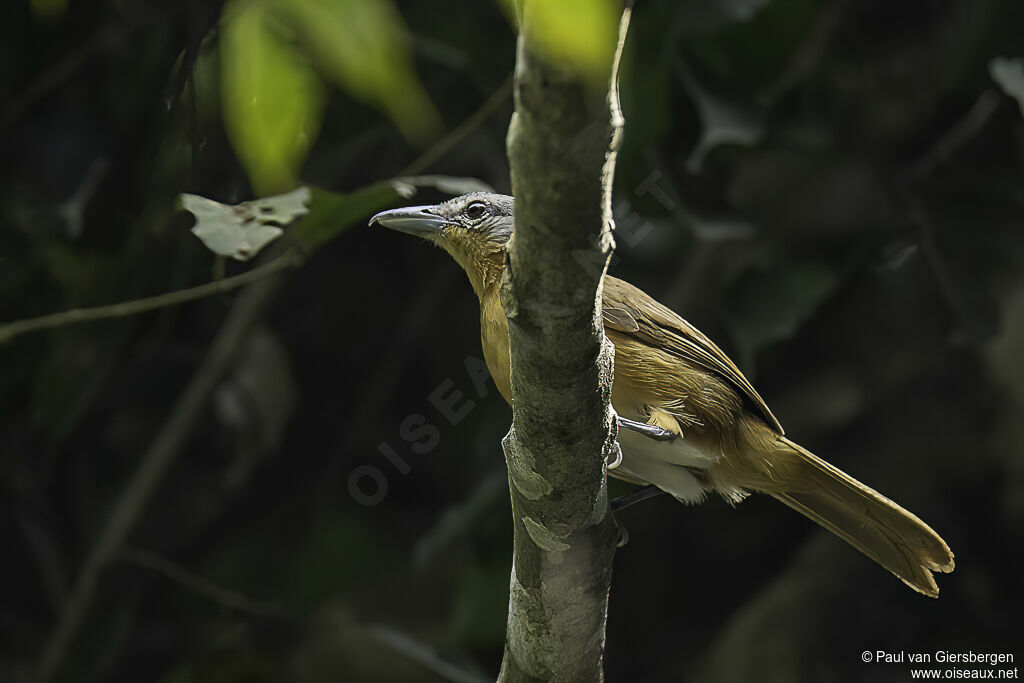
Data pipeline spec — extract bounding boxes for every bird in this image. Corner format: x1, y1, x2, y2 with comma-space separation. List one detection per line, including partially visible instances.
369, 191, 955, 597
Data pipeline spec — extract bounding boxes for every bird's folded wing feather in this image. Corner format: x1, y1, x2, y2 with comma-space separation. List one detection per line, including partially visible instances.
602, 276, 784, 435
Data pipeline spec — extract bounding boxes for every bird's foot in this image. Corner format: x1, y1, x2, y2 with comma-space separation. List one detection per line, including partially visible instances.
617, 416, 679, 442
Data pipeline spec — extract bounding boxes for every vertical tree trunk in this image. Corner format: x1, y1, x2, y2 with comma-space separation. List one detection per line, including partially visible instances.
499, 2, 631, 680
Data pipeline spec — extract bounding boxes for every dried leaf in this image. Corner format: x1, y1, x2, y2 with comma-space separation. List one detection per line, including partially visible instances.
396, 175, 495, 196
181, 187, 311, 261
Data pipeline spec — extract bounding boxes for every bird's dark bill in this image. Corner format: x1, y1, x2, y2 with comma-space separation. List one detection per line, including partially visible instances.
369, 206, 448, 237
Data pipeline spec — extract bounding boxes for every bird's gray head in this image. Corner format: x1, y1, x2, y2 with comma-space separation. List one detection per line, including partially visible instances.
369, 192, 513, 244
369, 192, 514, 296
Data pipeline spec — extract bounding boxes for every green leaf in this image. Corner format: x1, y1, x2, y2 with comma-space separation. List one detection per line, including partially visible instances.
506, 0, 621, 87
726, 262, 840, 372
990, 57, 1024, 118
277, 0, 441, 143
291, 181, 412, 249
181, 187, 310, 261
220, 0, 325, 195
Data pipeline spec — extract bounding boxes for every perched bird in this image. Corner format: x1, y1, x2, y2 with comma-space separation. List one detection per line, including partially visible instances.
370, 192, 955, 597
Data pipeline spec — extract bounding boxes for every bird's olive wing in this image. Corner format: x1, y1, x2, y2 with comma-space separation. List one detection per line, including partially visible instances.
602, 306, 640, 333
602, 276, 784, 435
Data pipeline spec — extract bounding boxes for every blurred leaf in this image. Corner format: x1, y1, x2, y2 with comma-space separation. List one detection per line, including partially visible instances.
277, 0, 441, 143
293, 607, 459, 683
504, 0, 621, 87
987, 288, 1024, 525
397, 175, 494, 196
676, 60, 765, 171
682, 0, 816, 94
673, 0, 774, 34
43, 244, 113, 305
285, 513, 381, 607
181, 187, 310, 261
159, 649, 276, 683
414, 471, 504, 568
727, 150, 894, 236
621, 44, 673, 157
220, 0, 325, 194
32, 326, 126, 441
692, 535, 860, 683
30, 0, 67, 23
990, 57, 1024, 117
692, 216, 757, 242
726, 262, 840, 371
192, 41, 223, 124
363, 624, 489, 683
34, 246, 129, 439
214, 326, 297, 488
448, 558, 509, 648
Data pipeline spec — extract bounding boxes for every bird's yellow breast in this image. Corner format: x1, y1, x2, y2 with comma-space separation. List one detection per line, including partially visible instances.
480, 290, 513, 402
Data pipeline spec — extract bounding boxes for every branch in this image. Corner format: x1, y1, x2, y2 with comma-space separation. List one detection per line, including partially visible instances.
399, 71, 513, 177
498, 2, 631, 681
3, 72, 512, 347
119, 547, 288, 620
30, 74, 513, 678
120, 549, 489, 683
35, 271, 282, 682
0, 249, 301, 345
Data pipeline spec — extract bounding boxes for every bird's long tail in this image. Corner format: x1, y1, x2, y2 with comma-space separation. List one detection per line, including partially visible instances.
755, 436, 954, 597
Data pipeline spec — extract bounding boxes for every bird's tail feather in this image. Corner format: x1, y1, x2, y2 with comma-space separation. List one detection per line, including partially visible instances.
762, 437, 954, 597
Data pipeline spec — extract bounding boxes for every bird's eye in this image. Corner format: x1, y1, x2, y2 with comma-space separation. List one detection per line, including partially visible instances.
465, 201, 488, 220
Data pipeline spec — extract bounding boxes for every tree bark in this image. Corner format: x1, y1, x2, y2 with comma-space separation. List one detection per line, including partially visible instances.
498, 3, 631, 681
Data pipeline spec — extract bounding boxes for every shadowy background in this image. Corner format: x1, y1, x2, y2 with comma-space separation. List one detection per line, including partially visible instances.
2, 0, 1023, 681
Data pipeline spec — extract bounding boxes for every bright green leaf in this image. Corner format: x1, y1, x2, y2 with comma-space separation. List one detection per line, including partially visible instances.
506, 0, 621, 87
276, 0, 441, 143
181, 187, 310, 261
220, 0, 325, 194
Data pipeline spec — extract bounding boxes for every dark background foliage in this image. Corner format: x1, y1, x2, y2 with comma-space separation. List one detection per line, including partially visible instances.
2, 0, 1023, 681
